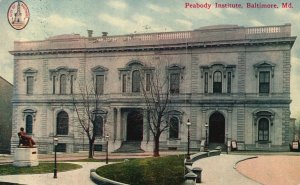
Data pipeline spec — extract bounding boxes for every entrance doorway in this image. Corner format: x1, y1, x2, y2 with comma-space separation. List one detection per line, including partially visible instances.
209, 111, 225, 143
127, 111, 143, 141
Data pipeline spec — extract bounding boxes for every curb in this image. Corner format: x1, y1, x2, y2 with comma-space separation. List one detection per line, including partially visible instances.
90, 169, 129, 185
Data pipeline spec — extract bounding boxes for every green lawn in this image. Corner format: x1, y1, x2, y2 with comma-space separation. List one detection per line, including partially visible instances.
96, 155, 185, 185
0, 163, 81, 175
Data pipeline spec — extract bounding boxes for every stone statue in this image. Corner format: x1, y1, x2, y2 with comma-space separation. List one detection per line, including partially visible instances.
18, 127, 36, 148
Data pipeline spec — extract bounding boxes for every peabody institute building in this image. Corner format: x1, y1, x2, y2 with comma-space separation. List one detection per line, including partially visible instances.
10, 24, 296, 153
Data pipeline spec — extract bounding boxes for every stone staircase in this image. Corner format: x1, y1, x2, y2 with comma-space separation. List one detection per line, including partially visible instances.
209, 143, 227, 152
114, 141, 145, 153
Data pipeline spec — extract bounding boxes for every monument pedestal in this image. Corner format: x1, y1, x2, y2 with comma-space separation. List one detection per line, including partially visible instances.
13, 147, 39, 167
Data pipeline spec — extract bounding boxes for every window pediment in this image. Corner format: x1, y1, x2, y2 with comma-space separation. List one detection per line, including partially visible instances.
49, 66, 78, 80
200, 63, 236, 78
253, 109, 275, 126
22, 108, 37, 121
23, 68, 38, 81
253, 61, 275, 77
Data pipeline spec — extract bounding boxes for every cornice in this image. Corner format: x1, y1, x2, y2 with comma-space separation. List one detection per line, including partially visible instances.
10, 37, 296, 56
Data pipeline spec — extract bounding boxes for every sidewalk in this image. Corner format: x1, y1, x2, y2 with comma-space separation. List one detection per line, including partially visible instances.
192, 154, 260, 185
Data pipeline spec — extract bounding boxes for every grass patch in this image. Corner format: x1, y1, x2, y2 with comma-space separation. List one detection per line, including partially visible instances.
0, 163, 81, 175
96, 155, 185, 185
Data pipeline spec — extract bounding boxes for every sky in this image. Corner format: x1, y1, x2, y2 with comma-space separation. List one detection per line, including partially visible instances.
0, 0, 300, 118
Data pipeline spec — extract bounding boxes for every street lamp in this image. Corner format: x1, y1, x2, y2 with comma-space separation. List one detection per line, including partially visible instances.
105, 134, 109, 164
205, 123, 209, 151
53, 137, 58, 178
186, 119, 191, 160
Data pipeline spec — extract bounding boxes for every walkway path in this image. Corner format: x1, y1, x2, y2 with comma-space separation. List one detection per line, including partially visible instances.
193, 154, 260, 185
0, 162, 101, 185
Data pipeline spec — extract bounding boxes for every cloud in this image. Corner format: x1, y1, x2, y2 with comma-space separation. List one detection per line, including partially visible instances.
175, 19, 193, 29
44, 14, 86, 28
249, 20, 264, 27
225, 8, 242, 15
147, 3, 170, 13
106, 0, 128, 10
98, 13, 173, 33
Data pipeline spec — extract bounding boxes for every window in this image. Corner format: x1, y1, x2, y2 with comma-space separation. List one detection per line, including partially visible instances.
204, 72, 208, 93
146, 73, 151, 91
56, 111, 69, 135
70, 75, 74, 94
170, 73, 180, 94
259, 71, 270, 93
213, 71, 222, 93
258, 118, 269, 141
227, 72, 232, 93
94, 115, 103, 137
25, 115, 33, 134
169, 117, 179, 139
52, 76, 56, 94
96, 75, 104, 95
60, 74, 67, 94
26, 76, 34, 95
122, 74, 127, 93
132, 70, 141, 92
50, 67, 77, 95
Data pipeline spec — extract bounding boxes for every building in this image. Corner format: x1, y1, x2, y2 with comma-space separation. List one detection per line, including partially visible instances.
0, 76, 13, 153
10, 24, 296, 153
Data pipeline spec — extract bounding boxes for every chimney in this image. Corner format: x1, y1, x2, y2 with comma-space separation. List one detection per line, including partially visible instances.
102, 32, 108, 37
87, 30, 93, 38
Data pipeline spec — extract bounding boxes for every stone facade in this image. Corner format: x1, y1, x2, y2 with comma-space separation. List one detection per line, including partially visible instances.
10, 24, 296, 153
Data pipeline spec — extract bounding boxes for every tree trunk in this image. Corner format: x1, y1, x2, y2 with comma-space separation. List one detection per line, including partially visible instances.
88, 139, 94, 159
153, 135, 160, 157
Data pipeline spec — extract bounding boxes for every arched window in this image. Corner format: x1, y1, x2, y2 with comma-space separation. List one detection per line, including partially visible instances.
94, 115, 103, 137
258, 118, 269, 141
60, 74, 67, 94
132, 70, 141, 92
169, 117, 179, 139
56, 111, 69, 135
213, 71, 222, 93
25, 115, 33, 134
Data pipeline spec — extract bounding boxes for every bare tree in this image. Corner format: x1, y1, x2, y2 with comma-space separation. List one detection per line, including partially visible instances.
72, 81, 106, 158
140, 64, 174, 157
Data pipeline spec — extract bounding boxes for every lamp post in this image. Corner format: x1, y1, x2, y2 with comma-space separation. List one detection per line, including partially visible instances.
105, 134, 109, 164
186, 119, 191, 160
53, 137, 58, 179
205, 123, 209, 151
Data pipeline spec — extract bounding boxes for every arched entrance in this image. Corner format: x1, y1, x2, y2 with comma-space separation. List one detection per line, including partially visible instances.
209, 111, 225, 143
127, 111, 143, 141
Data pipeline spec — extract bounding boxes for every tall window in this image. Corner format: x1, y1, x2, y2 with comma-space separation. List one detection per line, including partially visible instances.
70, 75, 74, 94
132, 70, 141, 92
170, 73, 180, 94
26, 76, 34, 95
146, 73, 151, 91
259, 71, 270, 93
25, 115, 33, 134
60, 74, 67, 94
94, 115, 103, 137
204, 72, 208, 93
258, 118, 269, 141
169, 117, 179, 139
52, 76, 56, 94
96, 75, 104, 95
227, 72, 232, 93
122, 74, 127, 93
56, 111, 69, 135
213, 71, 222, 93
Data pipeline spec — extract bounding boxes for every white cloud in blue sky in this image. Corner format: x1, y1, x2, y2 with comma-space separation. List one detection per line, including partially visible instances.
0, 0, 300, 118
